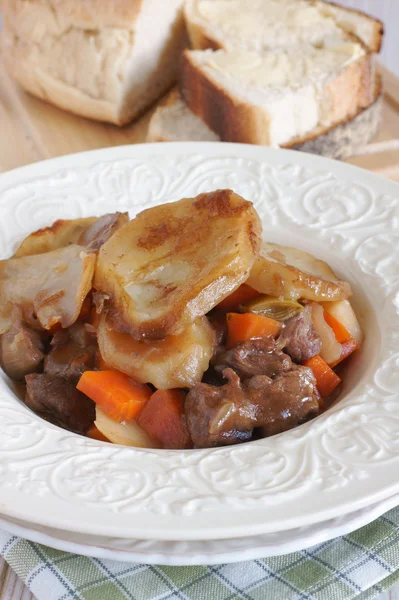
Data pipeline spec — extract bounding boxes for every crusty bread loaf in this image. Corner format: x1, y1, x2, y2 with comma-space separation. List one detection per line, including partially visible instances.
1, 0, 187, 125
180, 44, 373, 147
184, 0, 383, 54
146, 78, 382, 160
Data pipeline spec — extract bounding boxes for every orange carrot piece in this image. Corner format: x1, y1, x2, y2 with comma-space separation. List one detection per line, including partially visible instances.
77, 370, 152, 423
217, 284, 260, 311
303, 355, 341, 398
330, 338, 360, 368
87, 424, 110, 443
226, 312, 281, 348
137, 389, 192, 449
324, 312, 351, 343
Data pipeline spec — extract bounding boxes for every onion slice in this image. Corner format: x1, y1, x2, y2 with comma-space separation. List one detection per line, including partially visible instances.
311, 302, 342, 365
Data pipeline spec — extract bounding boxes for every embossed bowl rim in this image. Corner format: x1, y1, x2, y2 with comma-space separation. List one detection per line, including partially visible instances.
0, 142, 398, 542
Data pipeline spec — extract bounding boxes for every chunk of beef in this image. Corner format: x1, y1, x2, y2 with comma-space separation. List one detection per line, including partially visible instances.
186, 364, 320, 447
278, 305, 321, 363
185, 368, 257, 448
44, 323, 97, 383
0, 309, 45, 380
213, 337, 292, 380
245, 366, 320, 437
25, 373, 95, 434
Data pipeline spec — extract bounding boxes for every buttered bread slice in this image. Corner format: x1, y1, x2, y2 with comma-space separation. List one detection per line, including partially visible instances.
180, 44, 373, 147
185, 0, 383, 54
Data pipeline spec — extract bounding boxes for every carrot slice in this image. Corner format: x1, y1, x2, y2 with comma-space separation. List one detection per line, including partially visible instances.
303, 355, 341, 398
226, 312, 281, 348
87, 424, 110, 442
330, 338, 360, 368
77, 370, 152, 423
324, 312, 351, 343
137, 389, 192, 449
217, 284, 260, 311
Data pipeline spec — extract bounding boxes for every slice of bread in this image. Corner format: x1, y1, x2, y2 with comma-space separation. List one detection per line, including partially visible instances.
185, 0, 383, 54
147, 78, 382, 160
180, 45, 373, 147
1, 0, 187, 125
147, 90, 219, 142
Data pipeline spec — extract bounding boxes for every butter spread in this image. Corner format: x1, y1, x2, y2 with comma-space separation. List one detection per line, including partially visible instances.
197, 0, 348, 50
205, 45, 365, 90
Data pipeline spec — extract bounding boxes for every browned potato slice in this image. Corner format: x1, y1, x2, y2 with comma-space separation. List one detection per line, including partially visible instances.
98, 313, 215, 389
247, 242, 352, 302
94, 190, 262, 339
14, 213, 129, 257
0, 245, 96, 334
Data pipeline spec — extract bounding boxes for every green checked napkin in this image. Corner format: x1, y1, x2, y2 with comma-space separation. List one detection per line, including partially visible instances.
1, 506, 399, 600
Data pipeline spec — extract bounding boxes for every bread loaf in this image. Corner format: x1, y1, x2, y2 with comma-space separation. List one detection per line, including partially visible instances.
1, 0, 187, 125
147, 77, 382, 160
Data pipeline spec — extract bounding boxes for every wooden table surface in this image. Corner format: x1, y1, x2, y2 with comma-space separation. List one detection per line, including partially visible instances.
0, 54, 399, 599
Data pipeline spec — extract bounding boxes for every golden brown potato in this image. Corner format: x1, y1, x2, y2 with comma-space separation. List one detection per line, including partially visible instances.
247, 242, 352, 302
97, 313, 215, 389
14, 213, 129, 257
0, 245, 96, 334
94, 190, 262, 339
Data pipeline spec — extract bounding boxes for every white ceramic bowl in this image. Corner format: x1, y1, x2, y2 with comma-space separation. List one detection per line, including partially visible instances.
0, 143, 398, 541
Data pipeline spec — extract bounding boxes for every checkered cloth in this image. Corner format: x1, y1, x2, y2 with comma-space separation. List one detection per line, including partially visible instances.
1, 506, 399, 600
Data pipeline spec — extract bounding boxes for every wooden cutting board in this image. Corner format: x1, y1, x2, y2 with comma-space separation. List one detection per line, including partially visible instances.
1, 53, 399, 180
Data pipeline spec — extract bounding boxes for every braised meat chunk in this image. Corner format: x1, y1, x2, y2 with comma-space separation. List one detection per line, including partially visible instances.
278, 304, 321, 363
0, 309, 45, 381
245, 366, 320, 437
25, 373, 95, 434
213, 337, 292, 380
44, 323, 98, 383
185, 368, 257, 448
186, 360, 320, 447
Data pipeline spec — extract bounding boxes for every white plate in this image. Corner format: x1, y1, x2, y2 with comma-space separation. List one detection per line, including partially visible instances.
1, 494, 399, 565
0, 143, 398, 542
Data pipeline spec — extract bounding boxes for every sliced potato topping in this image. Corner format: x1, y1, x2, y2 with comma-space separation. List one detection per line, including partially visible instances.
94, 190, 262, 339
97, 312, 215, 389
14, 213, 129, 257
247, 242, 352, 302
0, 245, 96, 334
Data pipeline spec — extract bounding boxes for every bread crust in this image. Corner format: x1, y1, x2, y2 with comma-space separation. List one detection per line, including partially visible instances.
180, 49, 374, 146
286, 74, 382, 156
181, 51, 272, 144
318, 0, 384, 53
